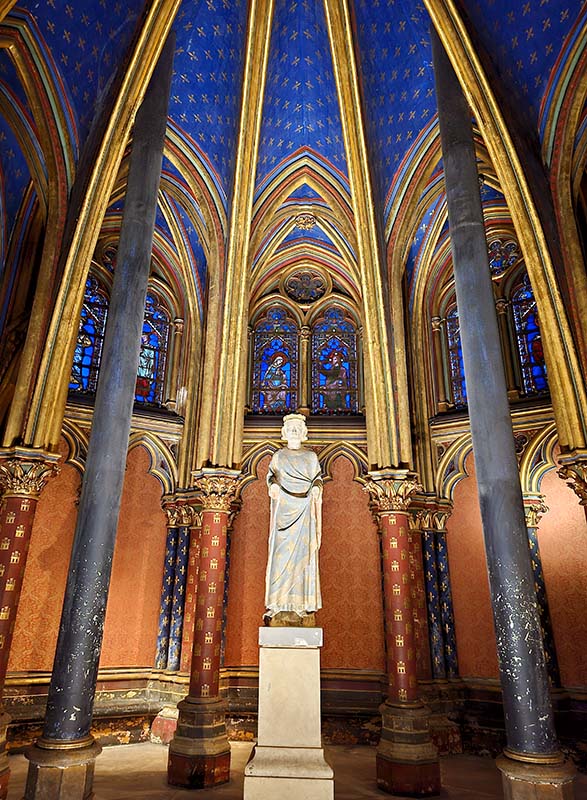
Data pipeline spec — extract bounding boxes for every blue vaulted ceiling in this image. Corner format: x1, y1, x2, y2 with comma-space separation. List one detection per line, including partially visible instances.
353, 1, 436, 211
462, 0, 580, 136
20, 1, 143, 149
170, 0, 248, 199
256, 0, 348, 188
0, 0, 585, 300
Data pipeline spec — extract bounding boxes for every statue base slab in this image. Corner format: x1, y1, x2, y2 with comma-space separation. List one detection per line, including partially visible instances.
244, 627, 333, 800
496, 753, 575, 799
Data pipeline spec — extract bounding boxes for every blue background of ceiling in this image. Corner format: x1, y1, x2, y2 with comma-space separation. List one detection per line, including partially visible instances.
170, 0, 248, 200
463, 0, 579, 137
256, 0, 348, 188
21, 0, 143, 146
353, 0, 436, 211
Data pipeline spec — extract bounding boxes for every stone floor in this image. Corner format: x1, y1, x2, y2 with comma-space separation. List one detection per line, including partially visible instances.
5, 742, 586, 799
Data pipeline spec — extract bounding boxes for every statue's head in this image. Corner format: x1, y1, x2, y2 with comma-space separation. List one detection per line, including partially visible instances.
281, 413, 308, 444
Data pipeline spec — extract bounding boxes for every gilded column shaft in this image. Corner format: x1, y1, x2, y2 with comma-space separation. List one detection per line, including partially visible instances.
431, 317, 448, 411
380, 512, 419, 704
422, 530, 446, 680
167, 523, 189, 671
188, 507, 227, 698
155, 505, 180, 670
408, 525, 432, 681
435, 532, 458, 678
0, 449, 59, 800
180, 512, 202, 674
168, 470, 240, 790
0, 451, 59, 686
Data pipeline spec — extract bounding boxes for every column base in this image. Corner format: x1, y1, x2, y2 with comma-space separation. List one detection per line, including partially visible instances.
150, 704, 178, 744
496, 752, 576, 799
24, 738, 102, 800
167, 696, 230, 788
376, 702, 440, 797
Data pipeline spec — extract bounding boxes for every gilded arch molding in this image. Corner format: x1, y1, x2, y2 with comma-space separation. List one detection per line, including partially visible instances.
424, 0, 587, 453
13, 0, 183, 453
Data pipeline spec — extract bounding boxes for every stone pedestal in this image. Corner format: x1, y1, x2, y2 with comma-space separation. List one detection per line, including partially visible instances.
167, 697, 230, 789
496, 753, 575, 800
244, 627, 333, 800
24, 739, 102, 800
377, 702, 440, 797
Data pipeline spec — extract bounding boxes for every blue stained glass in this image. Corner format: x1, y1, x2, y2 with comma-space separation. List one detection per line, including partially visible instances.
488, 238, 519, 277
69, 276, 108, 393
511, 277, 548, 396
311, 307, 358, 415
135, 292, 170, 406
252, 307, 298, 414
445, 307, 467, 409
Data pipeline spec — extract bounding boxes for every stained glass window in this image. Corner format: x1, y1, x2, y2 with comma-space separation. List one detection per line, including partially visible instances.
135, 291, 171, 406
311, 307, 358, 414
511, 276, 548, 396
251, 307, 298, 414
488, 238, 519, 277
69, 275, 109, 394
445, 306, 467, 408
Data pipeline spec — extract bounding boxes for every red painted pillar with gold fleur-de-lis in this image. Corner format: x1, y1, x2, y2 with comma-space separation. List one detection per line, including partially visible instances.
168, 468, 240, 789
365, 470, 440, 797
180, 507, 202, 674
0, 447, 60, 799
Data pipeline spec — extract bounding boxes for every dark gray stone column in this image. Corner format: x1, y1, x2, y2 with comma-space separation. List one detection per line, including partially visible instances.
24, 33, 175, 800
431, 27, 574, 798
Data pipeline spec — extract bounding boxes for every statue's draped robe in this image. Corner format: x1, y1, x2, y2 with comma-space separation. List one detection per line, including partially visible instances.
265, 446, 323, 617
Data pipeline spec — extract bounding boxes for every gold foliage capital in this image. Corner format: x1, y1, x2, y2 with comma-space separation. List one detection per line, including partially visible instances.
163, 500, 199, 528
193, 468, 241, 513
0, 448, 60, 498
557, 458, 587, 507
364, 470, 422, 516
522, 494, 548, 528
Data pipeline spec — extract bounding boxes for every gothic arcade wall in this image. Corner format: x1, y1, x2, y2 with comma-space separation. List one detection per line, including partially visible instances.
447, 451, 587, 688
225, 454, 385, 672
8, 441, 166, 672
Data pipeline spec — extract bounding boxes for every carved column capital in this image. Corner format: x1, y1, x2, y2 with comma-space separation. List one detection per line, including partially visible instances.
192, 468, 241, 513
0, 448, 60, 498
522, 494, 548, 528
557, 453, 587, 506
364, 470, 422, 518
410, 496, 452, 533
495, 297, 509, 316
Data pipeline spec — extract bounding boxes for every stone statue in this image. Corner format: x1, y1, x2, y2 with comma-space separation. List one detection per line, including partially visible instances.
265, 414, 323, 626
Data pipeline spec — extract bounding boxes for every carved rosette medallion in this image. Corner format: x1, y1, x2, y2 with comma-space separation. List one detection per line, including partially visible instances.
294, 212, 316, 230
557, 461, 587, 507
193, 470, 241, 513
0, 449, 60, 498
364, 470, 423, 519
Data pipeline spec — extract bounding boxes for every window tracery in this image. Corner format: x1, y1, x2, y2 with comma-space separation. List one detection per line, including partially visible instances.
70, 275, 174, 409
249, 300, 361, 417
431, 237, 548, 414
